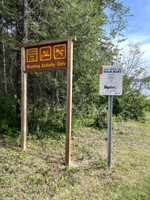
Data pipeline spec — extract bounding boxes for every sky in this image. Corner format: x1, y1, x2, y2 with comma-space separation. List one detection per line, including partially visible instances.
118, 0, 150, 68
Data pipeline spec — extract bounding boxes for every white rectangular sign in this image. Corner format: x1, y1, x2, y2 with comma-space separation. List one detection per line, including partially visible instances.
100, 65, 123, 95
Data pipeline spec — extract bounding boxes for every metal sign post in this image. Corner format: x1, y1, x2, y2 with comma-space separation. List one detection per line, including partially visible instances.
107, 95, 113, 167
100, 65, 123, 167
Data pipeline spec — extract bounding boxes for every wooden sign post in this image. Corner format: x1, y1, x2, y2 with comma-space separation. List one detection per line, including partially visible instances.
65, 40, 73, 166
20, 36, 76, 166
21, 47, 27, 149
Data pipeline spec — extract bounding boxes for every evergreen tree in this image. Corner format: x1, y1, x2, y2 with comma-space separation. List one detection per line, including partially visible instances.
0, 0, 133, 134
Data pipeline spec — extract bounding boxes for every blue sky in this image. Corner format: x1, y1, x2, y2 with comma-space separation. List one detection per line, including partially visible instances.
118, 0, 150, 67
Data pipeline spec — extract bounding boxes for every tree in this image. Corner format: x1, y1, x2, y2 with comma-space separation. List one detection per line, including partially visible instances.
121, 43, 146, 78
120, 43, 150, 92
113, 43, 150, 120
0, 7, 7, 93
0, 0, 131, 133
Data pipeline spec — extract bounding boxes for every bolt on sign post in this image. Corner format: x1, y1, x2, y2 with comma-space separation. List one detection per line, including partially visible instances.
20, 36, 77, 166
99, 65, 123, 167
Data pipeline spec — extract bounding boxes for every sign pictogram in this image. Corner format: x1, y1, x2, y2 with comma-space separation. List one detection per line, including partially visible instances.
40, 46, 51, 61
26, 48, 38, 62
54, 44, 66, 59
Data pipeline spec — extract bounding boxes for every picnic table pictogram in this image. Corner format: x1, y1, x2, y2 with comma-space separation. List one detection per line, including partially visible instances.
26, 48, 38, 62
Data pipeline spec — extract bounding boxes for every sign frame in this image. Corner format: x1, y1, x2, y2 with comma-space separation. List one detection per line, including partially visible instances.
20, 36, 77, 166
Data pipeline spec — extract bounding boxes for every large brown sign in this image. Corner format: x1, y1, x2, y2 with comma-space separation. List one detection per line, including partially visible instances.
20, 36, 77, 166
25, 42, 67, 72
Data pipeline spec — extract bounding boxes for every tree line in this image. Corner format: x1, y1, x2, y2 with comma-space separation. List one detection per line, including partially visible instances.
0, 0, 149, 137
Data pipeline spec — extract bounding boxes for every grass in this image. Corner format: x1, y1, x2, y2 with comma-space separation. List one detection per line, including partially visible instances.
0, 114, 150, 199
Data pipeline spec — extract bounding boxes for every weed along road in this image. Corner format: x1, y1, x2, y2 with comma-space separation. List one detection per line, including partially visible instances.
1, 1, 150, 199
0, 114, 150, 199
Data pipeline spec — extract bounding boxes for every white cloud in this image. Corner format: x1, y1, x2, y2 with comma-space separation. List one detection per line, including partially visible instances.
116, 33, 150, 46
128, 34, 150, 44
141, 43, 150, 64
115, 33, 150, 64
113, 33, 150, 76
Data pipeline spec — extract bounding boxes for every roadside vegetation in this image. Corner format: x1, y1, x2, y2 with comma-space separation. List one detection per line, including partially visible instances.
1, 1, 150, 138
1, 1, 150, 199
0, 113, 150, 199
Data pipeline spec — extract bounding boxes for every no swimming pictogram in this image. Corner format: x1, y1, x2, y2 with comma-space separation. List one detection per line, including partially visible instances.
40, 46, 51, 61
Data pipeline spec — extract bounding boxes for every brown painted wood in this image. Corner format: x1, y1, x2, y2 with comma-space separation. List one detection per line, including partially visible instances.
19, 36, 77, 48
21, 47, 27, 149
65, 40, 73, 166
